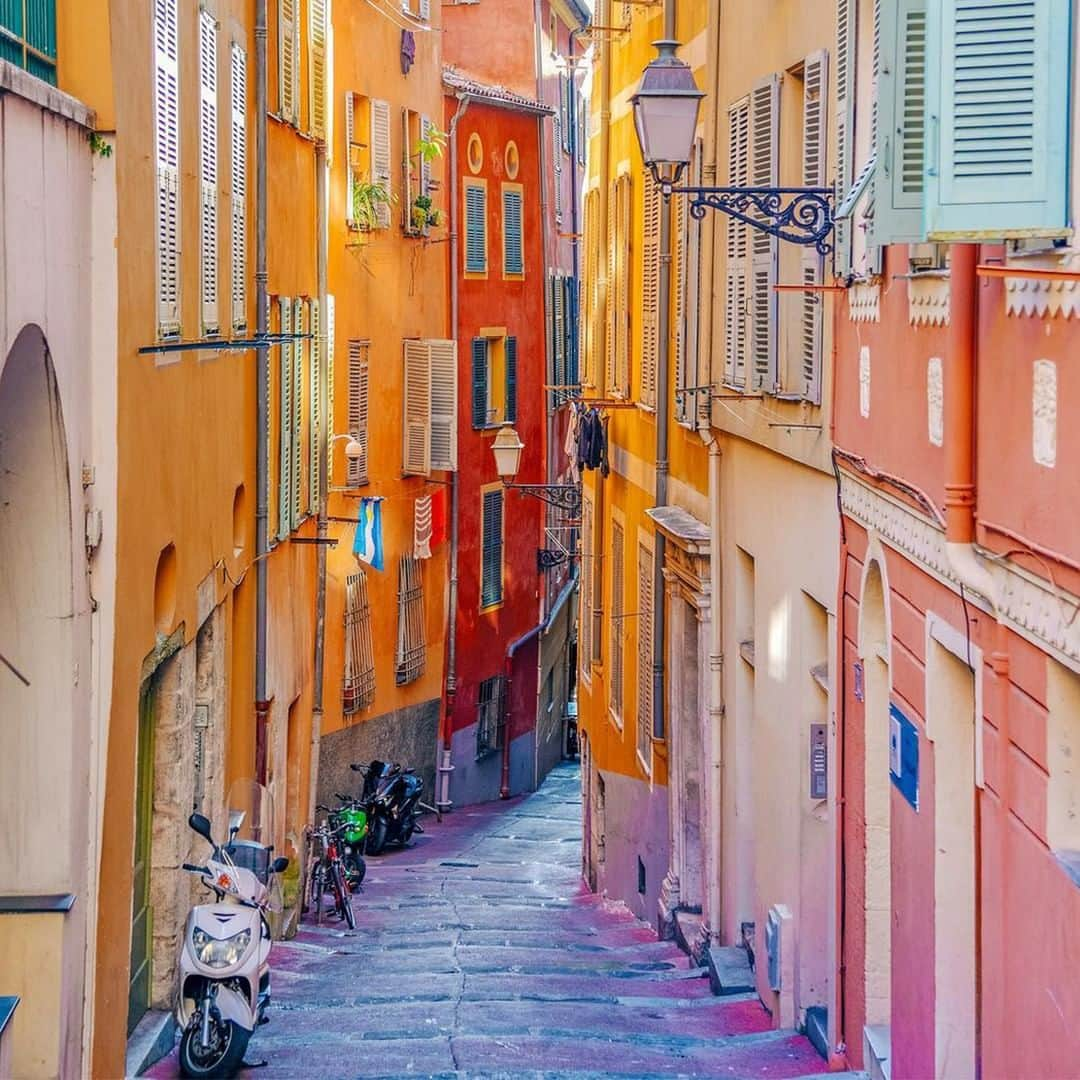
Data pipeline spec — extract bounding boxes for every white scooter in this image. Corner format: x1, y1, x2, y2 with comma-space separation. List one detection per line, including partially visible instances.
176, 780, 288, 1078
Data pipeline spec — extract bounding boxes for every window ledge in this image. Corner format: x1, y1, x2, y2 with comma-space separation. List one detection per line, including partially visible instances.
738, 640, 755, 668
810, 662, 828, 694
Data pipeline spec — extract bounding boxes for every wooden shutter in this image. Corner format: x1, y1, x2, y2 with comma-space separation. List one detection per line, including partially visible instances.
552, 276, 565, 394
465, 182, 487, 272
420, 116, 433, 197
481, 489, 504, 607
403, 338, 431, 476
749, 75, 779, 393
584, 189, 600, 386
429, 339, 458, 471
605, 180, 616, 389
326, 294, 336, 455
834, 0, 856, 273
640, 175, 661, 408
345, 92, 355, 226
504, 336, 518, 424
155, 0, 180, 337
343, 571, 376, 714
346, 340, 370, 486
925, 0, 1068, 238
609, 520, 625, 720
580, 493, 593, 677
566, 276, 579, 387
278, 298, 292, 539
871, 0, 926, 245
278, 0, 297, 123
308, 299, 321, 512
419, 0, 432, 19
637, 540, 654, 762
292, 297, 304, 526
616, 174, 632, 396
199, 11, 219, 335
801, 52, 828, 403
724, 98, 750, 388
553, 112, 564, 221
402, 109, 415, 230
309, 0, 328, 140
371, 99, 392, 228
503, 188, 524, 275
471, 338, 489, 428
265, 324, 274, 520
230, 44, 247, 331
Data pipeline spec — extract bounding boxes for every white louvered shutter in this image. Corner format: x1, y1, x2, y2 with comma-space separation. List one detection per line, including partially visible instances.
326, 294, 336, 449
309, 0, 328, 141
292, 298, 304, 526
429, 339, 458, 471
279, 0, 297, 123
605, 181, 616, 390
347, 340, 369, 486
230, 44, 247, 331
309, 299, 321, 513
835, 0, 855, 273
724, 99, 749, 388
199, 11, 219, 335
371, 99, 392, 228
420, 116, 433, 197
155, 0, 181, 337
637, 540, 653, 761
802, 52, 828, 403
345, 92, 355, 226
553, 113, 564, 222
278, 298, 292, 539
640, 176, 660, 408
749, 76, 779, 393
402, 339, 431, 476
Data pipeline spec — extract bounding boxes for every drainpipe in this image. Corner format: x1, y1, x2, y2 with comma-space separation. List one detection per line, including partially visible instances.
437, 93, 470, 813
254, 0, 270, 782
308, 140, 329, 827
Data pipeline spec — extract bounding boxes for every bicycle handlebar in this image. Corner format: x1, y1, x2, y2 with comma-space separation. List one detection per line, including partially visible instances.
182, 863, 209, 874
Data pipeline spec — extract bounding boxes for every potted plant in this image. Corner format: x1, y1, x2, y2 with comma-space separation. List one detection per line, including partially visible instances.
351, 178, 395, 232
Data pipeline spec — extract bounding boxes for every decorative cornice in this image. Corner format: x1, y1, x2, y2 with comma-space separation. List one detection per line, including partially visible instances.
847, 282, 880, 323
840, 473, 1080, 672
1004, 252, 1080, 319
908, 274, 950, 326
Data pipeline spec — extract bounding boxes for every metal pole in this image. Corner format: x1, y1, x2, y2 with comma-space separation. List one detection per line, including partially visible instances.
254, 0, 270, 779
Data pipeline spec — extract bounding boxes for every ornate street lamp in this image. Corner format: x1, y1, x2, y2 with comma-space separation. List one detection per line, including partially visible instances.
491, 424, 582, 516
632, 40, 836, 254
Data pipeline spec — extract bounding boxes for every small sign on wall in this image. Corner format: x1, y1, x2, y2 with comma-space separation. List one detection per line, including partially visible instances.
889, 702, 919, 811
809, 724, 827, 800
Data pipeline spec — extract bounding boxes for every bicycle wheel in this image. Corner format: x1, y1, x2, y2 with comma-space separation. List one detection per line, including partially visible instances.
332, 864, 356, 930
312, 865, 325, 926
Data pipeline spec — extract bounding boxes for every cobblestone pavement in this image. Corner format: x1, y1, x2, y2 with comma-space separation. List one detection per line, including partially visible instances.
148, 763, 853, 1079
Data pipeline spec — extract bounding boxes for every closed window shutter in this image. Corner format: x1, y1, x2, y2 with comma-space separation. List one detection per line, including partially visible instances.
429, 339, 459, 470
420, 0, 431, 19
553, 113, 564, 221
420, 115, 432, 197
750, 75, 779, 393
637, 540, 653, 763
230, 45, 247, 331
566, 276, 579, 387
481, 489, 504, 607
292, 297, 304, 527
471, 337, 489, 428
155, 0, 180, 337
616, 174, 632, 396
326, 294, 336, 462
552, 276, 565, 394
199, 12, 219, 335
925, 0, 1068, 238
577, 91, 586, 166
503, 188, 524, 275
403, 338, 432, 476
724, 98, 749, 388
545, 271, 556, 407
343, 571, 376, 714
402, 109, 415, 231
640, 175, 661, 407
371, 99, 392, 228
580, 494, 593, 678
345, 92, 355, 226
265, 325, 274, 520
278, 0, 297, 123
309, 0, 328, 141
504, 336, 518, 424
609, 520, 624, 721
347, 340, 370, 486
308, 299, 320, 513
871, 0, 926, 245
802, 51, 828, 403
585, 190, 600, 386
465, 183, 487, 272
834, 0, 856, 273
278, 297, 292, 539
605, 181, 617, 390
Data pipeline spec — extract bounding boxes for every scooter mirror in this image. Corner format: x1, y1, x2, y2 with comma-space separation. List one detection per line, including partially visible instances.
272, 856, 289, 874
350, 763, 365, 772
227, 809, 246, 839
188, 812, 213, 844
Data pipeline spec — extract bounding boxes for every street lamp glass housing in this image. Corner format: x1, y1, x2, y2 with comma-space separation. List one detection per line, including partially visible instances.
631, 40, 704, 183
331, 433, 364, 460
491, 424, 524, 481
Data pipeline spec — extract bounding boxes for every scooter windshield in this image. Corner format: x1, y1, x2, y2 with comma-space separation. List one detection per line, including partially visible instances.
214, 780, 280, 901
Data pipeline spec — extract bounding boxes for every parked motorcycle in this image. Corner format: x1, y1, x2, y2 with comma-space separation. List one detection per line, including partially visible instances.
176, 780, 288, 1079
349, 760, 425, 855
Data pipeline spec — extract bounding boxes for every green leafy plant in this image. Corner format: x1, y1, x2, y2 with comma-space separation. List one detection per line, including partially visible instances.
88, 131, 113, 158
410, 193, 443, 233
414, 124, 447, 166
351, 178, 395, 231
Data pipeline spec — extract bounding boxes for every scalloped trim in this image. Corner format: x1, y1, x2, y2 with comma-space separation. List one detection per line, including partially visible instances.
908, 275, 950, 326
847, 282, 880, 323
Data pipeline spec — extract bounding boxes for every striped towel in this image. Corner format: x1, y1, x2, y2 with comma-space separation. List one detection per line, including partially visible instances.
414, 495, 433, 559
353, 497, 385, 571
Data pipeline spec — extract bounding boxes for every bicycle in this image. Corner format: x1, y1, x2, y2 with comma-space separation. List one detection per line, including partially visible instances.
306, 813, 356, 930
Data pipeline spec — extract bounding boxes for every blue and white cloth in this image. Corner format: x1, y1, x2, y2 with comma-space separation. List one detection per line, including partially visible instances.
353, 497, 385, 571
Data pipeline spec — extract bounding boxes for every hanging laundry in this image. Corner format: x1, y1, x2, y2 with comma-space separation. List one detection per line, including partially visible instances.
414, 494, 433, 559
430, 487, 448, 549
578, 408, 604, 471
599, 413, 611, 478
353, 497, 385, 571
564, 403, 582, 483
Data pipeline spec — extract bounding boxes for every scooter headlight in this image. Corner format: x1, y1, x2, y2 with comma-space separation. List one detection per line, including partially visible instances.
192, 927, 252, 969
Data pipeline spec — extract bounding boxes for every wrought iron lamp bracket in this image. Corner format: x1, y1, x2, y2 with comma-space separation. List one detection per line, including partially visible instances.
504, 482, 583, 516
537, 548, 571, 572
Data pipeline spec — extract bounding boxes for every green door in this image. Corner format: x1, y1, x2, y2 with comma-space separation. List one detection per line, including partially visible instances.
127, 689, 155, 1035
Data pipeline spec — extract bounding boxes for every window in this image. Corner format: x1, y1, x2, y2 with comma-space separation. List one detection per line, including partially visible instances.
0, 0, 56, 82
230, 44, 248, 331
470, 334, 517, 428
346, 94, 392, 229
800, 52, 828, 403
608, 518, 625, 724
606, 173, 632, 396
402, 0, 432, 19
346, 340, 370, 486
403, 109, 434, 235
503, 184, 525, 277
343, 571, 376, 713
309, 0, 329, 140
476, 675, 506, 758
640, 176, 661, 408
199, 12, 219, 336
464, 179, 488, 274
580, 492, 593, 682
277, 297, 293, 539
403, 339, 458, 475
309, 299, 321, 513
581, 188, 600, 387
549, 274, 565, 404
278, 0, 300, 125
723, 98, 750, 388
637, 538, 654, 770
395, 556, 426, 685
154, 0, 181, 338
481, 487, 504, 609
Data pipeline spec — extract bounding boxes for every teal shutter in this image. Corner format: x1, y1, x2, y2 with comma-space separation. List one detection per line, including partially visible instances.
567, 277, 579, 387
465, 184, 487, 272
505, 336, 518, 423
471, 338, 488, 428
871, 0, 927, 245
481, 489, 504, 607
503, 189, 524, 275
925, 0, 1070, 239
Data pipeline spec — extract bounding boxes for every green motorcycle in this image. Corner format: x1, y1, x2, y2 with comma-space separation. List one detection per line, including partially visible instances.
330, 796, 368, 890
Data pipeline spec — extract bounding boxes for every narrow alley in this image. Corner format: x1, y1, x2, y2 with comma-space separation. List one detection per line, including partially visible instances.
148, 765, 840, 1079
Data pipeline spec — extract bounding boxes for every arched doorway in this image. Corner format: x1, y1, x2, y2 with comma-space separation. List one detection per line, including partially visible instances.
858, 555, 892, 1042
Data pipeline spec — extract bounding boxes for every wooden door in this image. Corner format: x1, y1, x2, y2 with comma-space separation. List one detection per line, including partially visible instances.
127, 688, 155, 1034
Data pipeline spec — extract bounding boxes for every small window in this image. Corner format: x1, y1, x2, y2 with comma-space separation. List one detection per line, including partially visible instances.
609, 519, 625, 724
464, 179, 488, 274
481, 487, 504, 609
346, 340, 370, 486
0, 0, 57, 83
476, 675, 506, 758
395, 556, 426, 685
346, 93, 392, 230
470, 334, 517, 428
503, 184, 524, 277
343, 571, 376, 713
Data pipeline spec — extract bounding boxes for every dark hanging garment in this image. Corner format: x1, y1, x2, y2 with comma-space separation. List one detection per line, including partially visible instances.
599, 413, 610, 477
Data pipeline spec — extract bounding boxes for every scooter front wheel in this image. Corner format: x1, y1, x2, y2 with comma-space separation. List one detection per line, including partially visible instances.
179, 1016, 249, 1079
